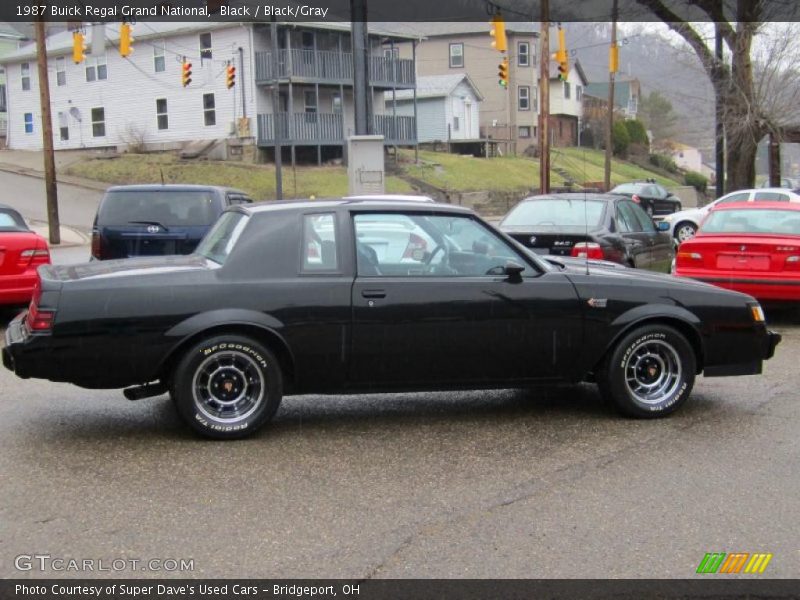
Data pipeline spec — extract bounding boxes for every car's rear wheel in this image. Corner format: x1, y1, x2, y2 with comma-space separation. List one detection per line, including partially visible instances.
599, 324, 695, 418
674, 221, 696, 243
172, 334, 282, 439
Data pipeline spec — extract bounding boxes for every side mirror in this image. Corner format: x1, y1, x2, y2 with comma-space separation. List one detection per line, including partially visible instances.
504, 260, 525, 282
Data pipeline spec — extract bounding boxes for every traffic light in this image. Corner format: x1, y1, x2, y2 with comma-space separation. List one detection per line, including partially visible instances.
226, 63, 236, 89
497, 57, 509, 88
182, 60, 192, 87
556, 27, 569, 81
119, 23, 133, 58
490, 13, 507, 53
72, 31, 86, 64
609, 43, 619, 74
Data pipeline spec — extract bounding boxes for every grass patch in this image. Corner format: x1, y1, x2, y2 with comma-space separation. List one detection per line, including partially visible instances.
64, 153, 414, 199
557, 147, 682, 187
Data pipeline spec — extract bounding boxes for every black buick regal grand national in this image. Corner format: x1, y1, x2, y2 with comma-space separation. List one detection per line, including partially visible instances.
3, 199, 781, 439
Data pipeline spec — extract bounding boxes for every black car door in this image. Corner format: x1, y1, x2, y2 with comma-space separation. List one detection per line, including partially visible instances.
630, 201, 673, 272
348, 212, 583, 388
614, 200, 653, 268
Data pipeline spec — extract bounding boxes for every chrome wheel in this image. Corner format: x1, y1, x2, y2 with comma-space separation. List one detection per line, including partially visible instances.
624, 339, 682, 405
675, 223, 696, 243
192, 351, 265, 422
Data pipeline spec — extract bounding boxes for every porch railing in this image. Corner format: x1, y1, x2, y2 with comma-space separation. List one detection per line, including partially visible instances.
255, 50, 414, 87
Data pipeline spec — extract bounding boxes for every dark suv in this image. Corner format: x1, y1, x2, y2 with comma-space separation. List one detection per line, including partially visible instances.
91, 185, 252, 260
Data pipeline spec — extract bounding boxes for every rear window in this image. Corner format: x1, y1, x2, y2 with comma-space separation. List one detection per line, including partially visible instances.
0, 209, 28, 231
610, 183, 644, 195
98, 190, 219, 227
195, 212, 249, 265
702, 209, 800, 235
502, 199, 606, 230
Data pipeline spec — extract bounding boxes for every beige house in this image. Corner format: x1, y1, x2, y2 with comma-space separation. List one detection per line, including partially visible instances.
395, 23, 541, 154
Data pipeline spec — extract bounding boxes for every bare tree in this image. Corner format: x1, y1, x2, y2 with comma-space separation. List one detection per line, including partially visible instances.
635, 0, 800, 191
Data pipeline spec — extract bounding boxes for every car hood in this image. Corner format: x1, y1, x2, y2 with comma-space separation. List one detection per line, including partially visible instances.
39, 254, 212, 283
662, 206, 707, 223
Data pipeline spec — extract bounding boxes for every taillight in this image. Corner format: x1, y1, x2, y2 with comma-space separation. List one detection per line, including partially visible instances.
20, 248, 50, 264
402, 233, 428, 260
784, 255, 800, 270
571, 242, 604, 260
676, 251, 703, 268
631, 194, 641, 204
26, 287, 55, 333
91, 229, 104, 260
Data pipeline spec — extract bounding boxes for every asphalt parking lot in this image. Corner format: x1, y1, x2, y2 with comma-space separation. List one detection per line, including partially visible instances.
1, 301, 798, 579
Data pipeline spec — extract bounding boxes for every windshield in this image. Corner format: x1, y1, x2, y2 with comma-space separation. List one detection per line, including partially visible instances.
501, 199, 606, 230
195, 212, 250, 264
701, 209, 800, 235
99, 190, 218, 227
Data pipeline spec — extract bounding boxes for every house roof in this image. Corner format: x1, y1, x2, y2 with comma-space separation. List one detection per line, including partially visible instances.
0, 21, 419, 64
0, 22, 27, 41
387, 73, 484, 102
392, 22, 539, 38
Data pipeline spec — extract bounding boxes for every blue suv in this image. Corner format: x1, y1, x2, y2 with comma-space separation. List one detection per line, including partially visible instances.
91, 185, 252, 260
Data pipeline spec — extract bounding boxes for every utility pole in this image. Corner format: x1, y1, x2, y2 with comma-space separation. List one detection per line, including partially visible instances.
603, 0, 618, 192
351, 0, 370, 135
270, 19, 282, 199
538, 0, 550, 194
714, 23, 725, 196
35, 20, 60, 245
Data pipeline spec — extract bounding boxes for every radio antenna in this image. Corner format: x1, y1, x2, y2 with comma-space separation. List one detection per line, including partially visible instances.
584, 146, 590, 276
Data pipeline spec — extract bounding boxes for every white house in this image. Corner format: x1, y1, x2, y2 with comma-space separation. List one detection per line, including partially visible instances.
386, 74, 482, 143
2, 22, 418, 161
546, 59, 587, 147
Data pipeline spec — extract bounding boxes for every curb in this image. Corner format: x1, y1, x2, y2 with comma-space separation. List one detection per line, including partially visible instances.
0, 163, 109, 192
28, 219, 91, 249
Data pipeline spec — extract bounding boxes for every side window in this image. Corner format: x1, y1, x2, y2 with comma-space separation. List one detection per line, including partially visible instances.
630, 202, 656, 232
302, 214, 338, 271
717, 192, 750, 205
616, 201, 643, 233
354, 213, 529, 278
754, 192, 789, 202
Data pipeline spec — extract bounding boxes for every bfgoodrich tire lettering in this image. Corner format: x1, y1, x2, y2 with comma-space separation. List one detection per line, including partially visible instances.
172, 335, 282, 439
599, 325, 695, 418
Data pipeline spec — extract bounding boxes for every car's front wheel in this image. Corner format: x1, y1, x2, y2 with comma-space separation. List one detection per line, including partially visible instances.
172, 334, 283, 439
599, 324, 695, 418
674, 221, 697, 243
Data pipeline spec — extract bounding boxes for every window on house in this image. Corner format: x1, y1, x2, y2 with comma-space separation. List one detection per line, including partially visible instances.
304, 90, 317, 113
564, 82, 571, 99
576, 85, 583, 101
453, 116, 460, 132
518, 86, 530, 111
156, 98, 168, 130
200, 33, 213, 59
518, 42, 530, 67
24, 112, 33, 134
21, 63, 31, 91
154, 42, 166, 72
331, 93, 342, 113
85, 55, 107, 82
0, 84, 6, 112
91, 107, 105, 137
58, 111, 69, 141
56, 56, 66, 86
203, 93, 216, 126
383, 47, 399, 59
518, 126, 531, 138
449, 43, 464, 68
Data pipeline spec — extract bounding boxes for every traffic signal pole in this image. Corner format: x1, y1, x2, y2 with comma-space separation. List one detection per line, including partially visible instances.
603, 0, 618, 192
35, 19, 60, 245
538, 0, 550, 194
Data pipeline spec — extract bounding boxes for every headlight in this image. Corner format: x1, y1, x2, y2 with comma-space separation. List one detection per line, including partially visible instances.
750, 304, 765, 322
661, 214, 674, 223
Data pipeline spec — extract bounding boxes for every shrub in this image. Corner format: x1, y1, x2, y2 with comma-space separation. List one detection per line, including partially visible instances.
612, 121, 630, 158
649, 153, 678, 173
623, 119, 649, 145
684, 170, 708, 193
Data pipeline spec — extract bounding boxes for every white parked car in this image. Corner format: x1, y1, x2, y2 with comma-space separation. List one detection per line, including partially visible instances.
658, 187, 800, 243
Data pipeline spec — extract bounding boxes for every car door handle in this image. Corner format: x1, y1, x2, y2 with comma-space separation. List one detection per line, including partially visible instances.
361, 289, 386, 299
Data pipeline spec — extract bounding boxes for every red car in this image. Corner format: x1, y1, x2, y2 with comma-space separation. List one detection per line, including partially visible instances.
674, 201, 800, 301
0, 204, 51, 306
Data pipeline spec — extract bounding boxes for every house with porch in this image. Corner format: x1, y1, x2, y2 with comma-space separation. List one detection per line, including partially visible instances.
0, 22, 28, 144
1, 21, 417, 162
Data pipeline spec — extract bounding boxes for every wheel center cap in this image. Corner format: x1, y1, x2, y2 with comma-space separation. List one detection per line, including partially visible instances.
213, 371, 243, 400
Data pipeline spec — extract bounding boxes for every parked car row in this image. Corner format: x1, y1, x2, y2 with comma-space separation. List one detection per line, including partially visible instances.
3, 191, 781, 439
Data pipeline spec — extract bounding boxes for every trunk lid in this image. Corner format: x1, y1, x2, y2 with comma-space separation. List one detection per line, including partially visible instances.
0, 232, 47, 275
681, 235, 800, 272
506, 230, 596, 257
39, 254, 211, 284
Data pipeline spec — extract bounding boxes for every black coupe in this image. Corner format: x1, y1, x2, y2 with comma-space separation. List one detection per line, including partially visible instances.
3, 200, 780, 439
500, 193, 674, 272
610, 181, 682, 217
